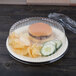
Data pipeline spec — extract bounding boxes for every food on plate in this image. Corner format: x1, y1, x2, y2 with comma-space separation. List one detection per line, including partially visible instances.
8, 22, 62, 58
28, 22, 52, 40
54, 40, 62, 50
8, 32, 42, 57
27, 44, 42, 58
9, 32, 30, 48
41, 40, 62, 56
19, 32, 31, 46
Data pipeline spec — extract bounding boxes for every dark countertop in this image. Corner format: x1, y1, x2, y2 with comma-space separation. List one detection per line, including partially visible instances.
0, 5, 76, 76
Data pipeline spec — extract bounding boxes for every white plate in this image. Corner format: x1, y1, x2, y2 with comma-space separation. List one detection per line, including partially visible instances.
6, 17, 68, 64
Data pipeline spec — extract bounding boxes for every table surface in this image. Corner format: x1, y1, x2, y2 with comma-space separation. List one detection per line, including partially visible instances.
0, 5, 76, 76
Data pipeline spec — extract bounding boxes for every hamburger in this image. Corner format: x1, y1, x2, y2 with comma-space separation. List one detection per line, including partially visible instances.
28, 22, 52, 41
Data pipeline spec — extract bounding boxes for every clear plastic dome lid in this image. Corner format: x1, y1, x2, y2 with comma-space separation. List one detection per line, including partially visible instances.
9, 17, 66, 42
